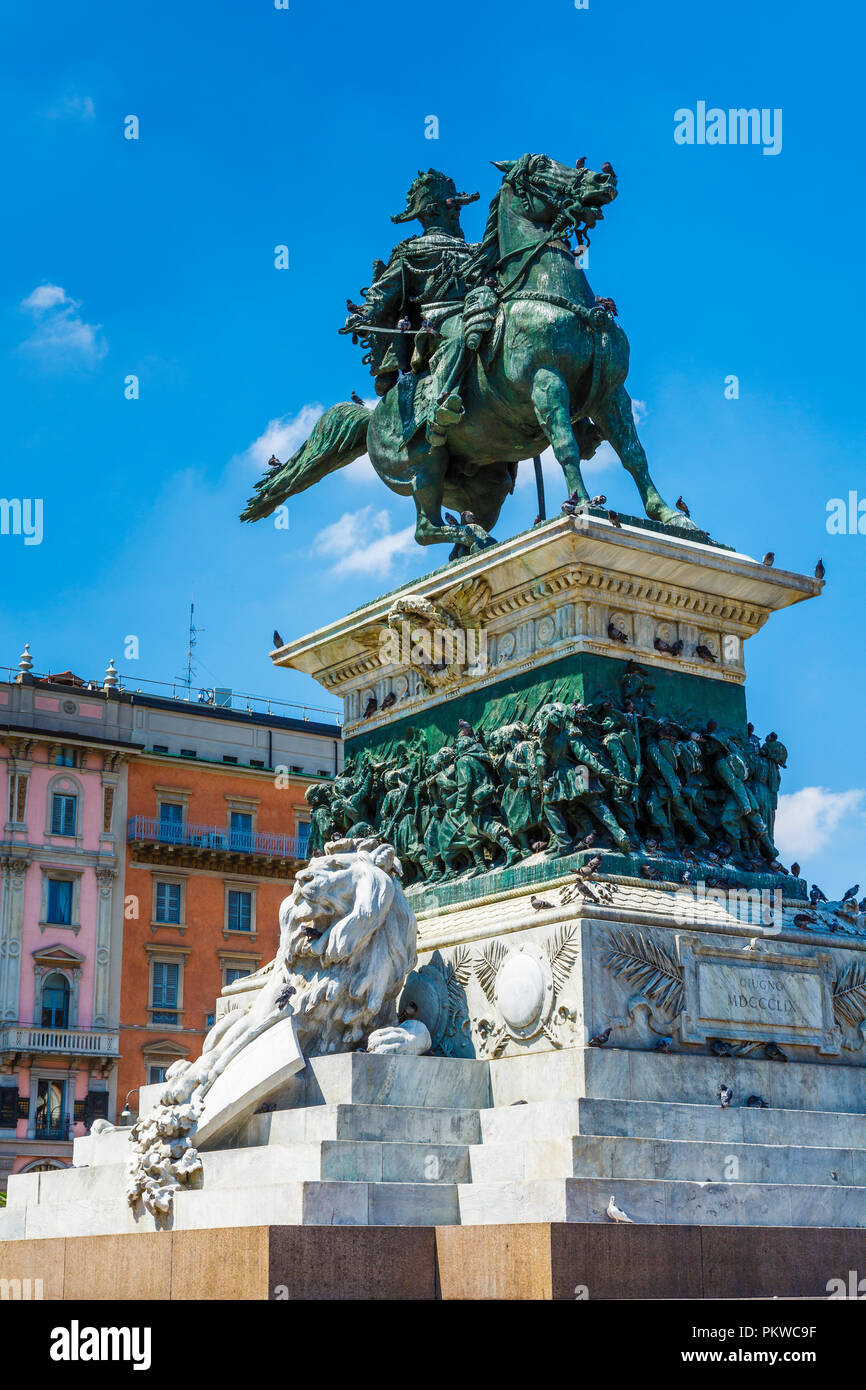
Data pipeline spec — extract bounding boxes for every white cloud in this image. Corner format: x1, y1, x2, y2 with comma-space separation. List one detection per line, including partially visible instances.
312, 505, 415, 577
775, 786, 866, 858
46, 94, 95, 120
18, 284, 107, 368
632, 399, 648, 425
241, 404, 323, 473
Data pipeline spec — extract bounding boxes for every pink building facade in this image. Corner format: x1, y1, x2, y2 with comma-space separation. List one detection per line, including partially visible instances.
0, 656, 134, 1190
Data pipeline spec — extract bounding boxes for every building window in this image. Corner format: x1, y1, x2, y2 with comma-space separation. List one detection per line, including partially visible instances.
154, 881, 182, 925
55, 747, 77, 767
153, 744, 169, 754
51, 792, 77, 836
158, 801, 184, 843
222, 755, 238, 764
205, 1012, 215, 1028
317, 769, 330, 777
225, 967, 251, 987
8, 771, 29, 824
227, 889, 252, 932
296, 822, 311, 858
290, 765, 303, 774
34, 1079, 66, 1140
249, 759, 265, 769
41, 973, 70, 1028
180, 748, 197, 759
151, 962, 179, 1025
148, 1065, 167, 1085
46, 879, 73, 925
229, 811, 253, 851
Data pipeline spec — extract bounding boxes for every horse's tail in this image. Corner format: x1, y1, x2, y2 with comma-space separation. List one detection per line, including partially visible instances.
240, 401, 371, 522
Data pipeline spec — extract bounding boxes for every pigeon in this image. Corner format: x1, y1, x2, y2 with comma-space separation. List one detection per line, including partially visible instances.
655, 1036, 672, 1052
607, 509, 622, 528
669, 639, 684, 656
644, 838, 659, 853
593, 295, 618, 316
346, 298, 365, 314
272, 629, 284, 647
607, 621, 629, 644
530, 894, 554, 911
793, 913, 815, 929
810, 884, 828, 905
814, 558, 825, 580
350, 390, 365, 405
362, 696, 378, 718
396, 314, 411, 333
574, 832, 598, 851
695, 644, 717, 663
654, 637, 671, 653
766, 1041, 788, 1063
761, 551, 775, 566
790, 862, 801, 878
746, 1095, 768, 1108
380, 691, 397, 709
575, 156, 587, 169
275, 984, 295, 1010
641, 863, 661, 880
711, 1039, 733, 1057
460, 510, 479, 526
606, 1195, 633, 1223
530, 840, 548, 854
578, 854, 603, 879
588, 1027, 611, 1048
267, 453, 281, 470
742, 937, 762, 952
842, 884, 860, 902
444, 511, 461, 526
681, 869, 693, 885
676, 495, 691, 517
717, 1083, 733, 1108
510, 1099, 528, 1106
590, 494, 607, 507
859, 897, 866, 913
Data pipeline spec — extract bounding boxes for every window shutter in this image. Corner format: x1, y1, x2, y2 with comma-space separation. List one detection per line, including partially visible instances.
0, 1089, 19, 1128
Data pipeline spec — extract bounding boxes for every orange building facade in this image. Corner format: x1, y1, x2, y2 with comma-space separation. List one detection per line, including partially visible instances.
117, 692, 342, 1118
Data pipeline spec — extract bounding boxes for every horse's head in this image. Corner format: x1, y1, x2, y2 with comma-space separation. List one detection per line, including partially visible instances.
492, 153, 618, 236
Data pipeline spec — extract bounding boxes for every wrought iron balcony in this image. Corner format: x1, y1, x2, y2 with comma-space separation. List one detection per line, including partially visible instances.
0, 1026, 120, 1058
127, 815, 305, 865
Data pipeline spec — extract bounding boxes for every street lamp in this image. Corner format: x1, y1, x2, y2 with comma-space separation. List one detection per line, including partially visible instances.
120, 1088, 140, 1126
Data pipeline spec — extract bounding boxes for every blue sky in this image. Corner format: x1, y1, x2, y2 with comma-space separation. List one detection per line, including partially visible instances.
0, 0, 863, 892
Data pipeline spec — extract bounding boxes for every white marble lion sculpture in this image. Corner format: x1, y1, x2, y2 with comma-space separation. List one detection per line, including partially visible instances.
127, 837, 427, 1215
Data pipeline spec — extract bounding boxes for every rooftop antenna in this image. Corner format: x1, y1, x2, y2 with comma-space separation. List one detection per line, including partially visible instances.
176, 601, 205, 698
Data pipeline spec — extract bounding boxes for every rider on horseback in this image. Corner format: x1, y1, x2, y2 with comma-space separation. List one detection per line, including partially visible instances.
341, 169, 497, 450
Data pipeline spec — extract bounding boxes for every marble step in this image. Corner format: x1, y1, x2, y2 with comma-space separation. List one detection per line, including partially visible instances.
458, 1176, 866, 1228
279, 1052, 491, 1111
490, 1047, 866, 1113
9, 1178, 461, 1239
240, 1102, 482, 1148
479, 1095, 866, 1149
204, 1140, 469, 1186
469, 1133, 866, 1186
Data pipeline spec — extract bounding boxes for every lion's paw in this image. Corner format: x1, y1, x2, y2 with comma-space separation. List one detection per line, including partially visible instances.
366, 1019, 432, 1056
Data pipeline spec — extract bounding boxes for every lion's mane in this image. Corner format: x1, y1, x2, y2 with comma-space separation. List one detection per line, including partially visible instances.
277, 837, 417, 1053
